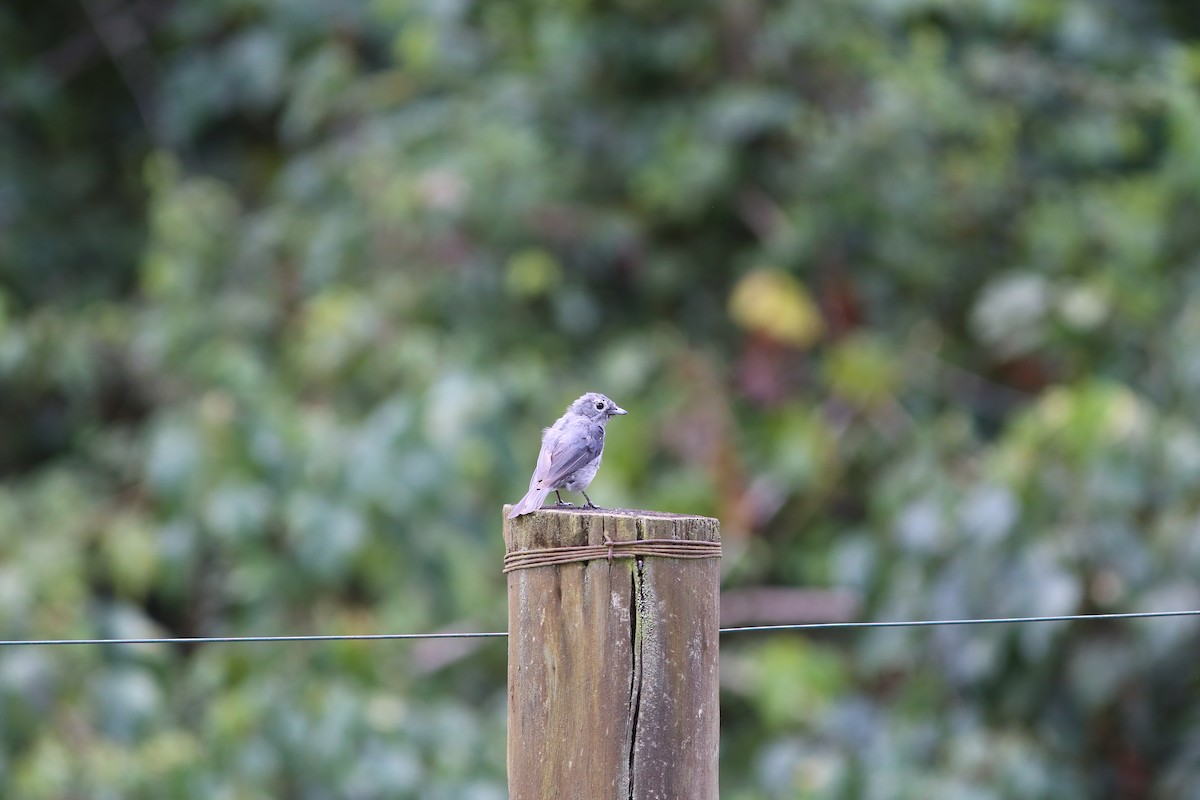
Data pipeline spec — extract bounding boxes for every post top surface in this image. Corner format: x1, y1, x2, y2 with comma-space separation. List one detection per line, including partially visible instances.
502, 505, 721, 551
502, 505, 718, 523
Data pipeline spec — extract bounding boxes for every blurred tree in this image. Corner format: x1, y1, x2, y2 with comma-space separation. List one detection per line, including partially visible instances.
2, 0, 1200, 796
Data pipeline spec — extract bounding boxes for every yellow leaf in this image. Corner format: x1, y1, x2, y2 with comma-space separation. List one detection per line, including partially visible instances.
505, 248, 561, 298
728, 268, 824, 348
823, 335, 900, 409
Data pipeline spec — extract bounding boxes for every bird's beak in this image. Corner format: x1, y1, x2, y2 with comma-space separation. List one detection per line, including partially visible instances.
612, 404, 628, 415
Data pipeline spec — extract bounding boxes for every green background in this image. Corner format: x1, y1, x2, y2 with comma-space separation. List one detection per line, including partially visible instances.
3, 0, 1200, 796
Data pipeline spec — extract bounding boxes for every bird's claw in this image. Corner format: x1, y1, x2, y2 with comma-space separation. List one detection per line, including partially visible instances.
554, 500, 575, 508
583, 501, 599, 510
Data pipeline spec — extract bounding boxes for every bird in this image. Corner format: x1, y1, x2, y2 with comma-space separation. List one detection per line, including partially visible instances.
507, 392, 628, 518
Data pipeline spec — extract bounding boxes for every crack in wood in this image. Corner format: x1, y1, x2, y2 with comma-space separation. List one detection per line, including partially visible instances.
627, 555, 648, 799
627, 516, 650, 798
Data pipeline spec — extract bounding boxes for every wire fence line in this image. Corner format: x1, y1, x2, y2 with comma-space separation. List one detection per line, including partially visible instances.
1, 609, 1197, 647
716, 608, 1200, 632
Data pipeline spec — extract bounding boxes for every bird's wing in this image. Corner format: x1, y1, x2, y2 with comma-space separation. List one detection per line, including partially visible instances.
533, 422, 603, 489
528, 427, 555, 490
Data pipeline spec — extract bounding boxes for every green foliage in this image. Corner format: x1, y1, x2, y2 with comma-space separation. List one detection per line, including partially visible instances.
3, 0, 1200, 795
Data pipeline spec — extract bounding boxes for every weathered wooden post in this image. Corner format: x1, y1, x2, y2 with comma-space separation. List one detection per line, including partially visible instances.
504, 507, 721, 800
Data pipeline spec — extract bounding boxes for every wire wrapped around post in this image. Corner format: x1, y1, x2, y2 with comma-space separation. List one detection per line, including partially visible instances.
502, 535, 722, 573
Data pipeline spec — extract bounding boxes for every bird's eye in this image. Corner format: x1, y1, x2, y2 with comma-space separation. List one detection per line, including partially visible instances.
595, 401, 605, 410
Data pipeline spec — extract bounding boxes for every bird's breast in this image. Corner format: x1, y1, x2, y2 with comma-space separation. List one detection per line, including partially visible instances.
562, 459, 601, 491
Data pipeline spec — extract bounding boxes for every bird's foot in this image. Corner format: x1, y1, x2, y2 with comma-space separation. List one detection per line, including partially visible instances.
583, 501, 599, 510
554, 500, 576, 508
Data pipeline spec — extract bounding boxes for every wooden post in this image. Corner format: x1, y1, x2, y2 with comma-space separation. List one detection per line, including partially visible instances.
504, 507, 720, 800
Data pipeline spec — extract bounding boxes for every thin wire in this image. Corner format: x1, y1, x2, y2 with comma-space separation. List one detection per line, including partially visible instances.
0, 609, 1197, 647
0, 632, 507, 647
718, 608, 1200, 633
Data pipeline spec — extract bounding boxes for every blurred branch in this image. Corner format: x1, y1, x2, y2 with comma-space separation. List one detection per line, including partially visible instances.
910, 347, 1034, 417
409, 622, 494, 675
40, 0, 168, 84
720, 586, 860, 628
736, 187, 792, 243
77, 0, 163, 138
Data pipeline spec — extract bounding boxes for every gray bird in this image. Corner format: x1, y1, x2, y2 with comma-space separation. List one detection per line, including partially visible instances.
508, 392, 628, 518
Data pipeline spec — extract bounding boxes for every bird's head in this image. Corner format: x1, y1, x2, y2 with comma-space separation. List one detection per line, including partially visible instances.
571, 392, 628, 422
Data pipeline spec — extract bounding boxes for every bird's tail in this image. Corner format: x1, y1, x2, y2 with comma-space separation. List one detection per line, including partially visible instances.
507, 486, 551, 518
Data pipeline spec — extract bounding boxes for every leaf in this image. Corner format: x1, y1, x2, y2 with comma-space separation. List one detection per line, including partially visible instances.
728, 269, 824, 348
